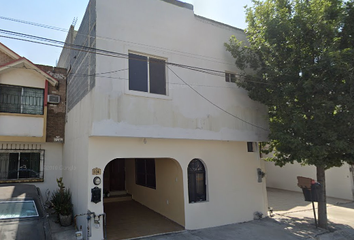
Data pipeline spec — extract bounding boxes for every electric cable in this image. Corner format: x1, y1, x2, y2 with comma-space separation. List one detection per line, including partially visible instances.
0, 15, 236, 66
168, 66, 269, 131
0, 28, 271, 86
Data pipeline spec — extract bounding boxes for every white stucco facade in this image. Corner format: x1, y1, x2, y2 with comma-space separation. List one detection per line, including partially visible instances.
92, 0, 268, 142
61, 1, 269, 239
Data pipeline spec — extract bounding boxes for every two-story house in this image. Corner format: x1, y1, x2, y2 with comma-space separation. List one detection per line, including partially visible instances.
0, 42, 66, 196
58, 0, 269, 239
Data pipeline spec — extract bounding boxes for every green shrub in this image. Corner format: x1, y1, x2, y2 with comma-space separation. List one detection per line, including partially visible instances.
50, 178, 73, 216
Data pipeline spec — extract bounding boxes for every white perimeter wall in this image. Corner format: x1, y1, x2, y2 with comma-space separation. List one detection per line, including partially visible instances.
86, 137, 268, 239
265, 161, 354, 200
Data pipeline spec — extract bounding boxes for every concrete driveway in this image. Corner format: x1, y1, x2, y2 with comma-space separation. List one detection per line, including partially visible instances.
143, 188, 354, 240
50, 188, 354, 239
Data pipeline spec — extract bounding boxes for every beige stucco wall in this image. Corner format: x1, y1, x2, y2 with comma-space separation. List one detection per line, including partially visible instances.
0, 115, 44, 137
265, 161, 354, 200
0, 68, 45, 89
125, 158, 185, 226
86, 136, 268, 235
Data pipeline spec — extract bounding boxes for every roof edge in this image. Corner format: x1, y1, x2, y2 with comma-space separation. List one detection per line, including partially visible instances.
0, 42, 21, 60
0, 58, 58, 86
161, 0, 193, 11
194, 15, 245, 32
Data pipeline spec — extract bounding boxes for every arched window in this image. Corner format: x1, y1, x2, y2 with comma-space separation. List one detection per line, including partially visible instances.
188, 159, 206, 203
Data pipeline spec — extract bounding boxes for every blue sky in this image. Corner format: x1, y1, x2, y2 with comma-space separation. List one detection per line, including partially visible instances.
0, 0, 252, 66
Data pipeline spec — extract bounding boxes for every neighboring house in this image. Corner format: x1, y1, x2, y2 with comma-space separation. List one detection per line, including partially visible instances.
0, 42, 67, 196
265, 161, 354, 201
58, 0, 269, 239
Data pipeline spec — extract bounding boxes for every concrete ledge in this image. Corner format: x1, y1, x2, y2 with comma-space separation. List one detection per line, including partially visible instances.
161, 0, 193, 10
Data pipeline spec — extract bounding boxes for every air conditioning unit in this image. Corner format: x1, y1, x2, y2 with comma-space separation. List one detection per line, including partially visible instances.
47, 94, 60, 104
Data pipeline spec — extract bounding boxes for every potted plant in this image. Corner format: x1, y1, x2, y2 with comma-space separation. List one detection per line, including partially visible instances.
51, 177, 73, 226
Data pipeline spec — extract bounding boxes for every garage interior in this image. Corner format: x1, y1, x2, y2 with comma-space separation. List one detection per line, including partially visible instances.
103, 158, 185, 239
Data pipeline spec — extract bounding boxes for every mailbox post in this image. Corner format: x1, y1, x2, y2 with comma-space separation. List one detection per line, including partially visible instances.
297, 176, 320, 228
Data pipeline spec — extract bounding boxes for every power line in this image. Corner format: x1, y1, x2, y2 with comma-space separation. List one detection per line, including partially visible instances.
0, 28, 228, 75
0, 15, 236, 66
168, 66, 269, 131
0, 30, 271, 86
0, 16, 68, 32
0, 31, 271, 86
0, 47, 269, 130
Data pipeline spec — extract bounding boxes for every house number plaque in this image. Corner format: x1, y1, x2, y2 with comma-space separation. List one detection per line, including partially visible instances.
92, 167, 101, 175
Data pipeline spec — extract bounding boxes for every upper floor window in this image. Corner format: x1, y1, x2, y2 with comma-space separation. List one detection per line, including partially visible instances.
188, 159, 206, 203
129, 53, 166, 95
0, 84, 44, 115
0, 151, 44, 182
225, 72, 237, 83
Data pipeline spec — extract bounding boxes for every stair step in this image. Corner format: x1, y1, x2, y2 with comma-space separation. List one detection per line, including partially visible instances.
104, 194, 132, 203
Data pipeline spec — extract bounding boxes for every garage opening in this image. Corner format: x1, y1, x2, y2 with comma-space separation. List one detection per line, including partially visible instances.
103, 158, 185, 240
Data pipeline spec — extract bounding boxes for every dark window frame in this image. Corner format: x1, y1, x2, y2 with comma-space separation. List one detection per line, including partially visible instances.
0, 84, 44, 115
247, 142, 255, 152
129, 52, 167, 95
0, 150, 44, 183
188, 159, 207, 203
135, 158, 156, 189
225, 72, 237, 83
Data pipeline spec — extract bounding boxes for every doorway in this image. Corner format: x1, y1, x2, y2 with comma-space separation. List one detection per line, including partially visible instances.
103, 159, 126, 194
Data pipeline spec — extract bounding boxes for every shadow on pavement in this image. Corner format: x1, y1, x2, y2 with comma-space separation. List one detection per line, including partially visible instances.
273, 214, 354, 239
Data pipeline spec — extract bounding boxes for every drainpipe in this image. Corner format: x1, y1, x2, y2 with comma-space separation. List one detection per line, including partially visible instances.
86, 210, 95, 239
98, 213, 107, 240
75, 211, 105, 240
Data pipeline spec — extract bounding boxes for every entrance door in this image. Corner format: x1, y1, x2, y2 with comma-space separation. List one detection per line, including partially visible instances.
110, 159, 125, 191
104, 159, 126, 192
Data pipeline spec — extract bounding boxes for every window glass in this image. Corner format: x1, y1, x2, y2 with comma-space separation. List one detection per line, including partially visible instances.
129, 53, 148, 92
0, 84, 44, 115
129, 53, 166, 95
0, 151, 43, 181
247, 142, 254, 152
0, 85, 21, 113
188, 159, 206, 203
0, 200, 39, 219
149, 58, 166, 95
225, 73, 237, 83
22, 88, 44, 115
